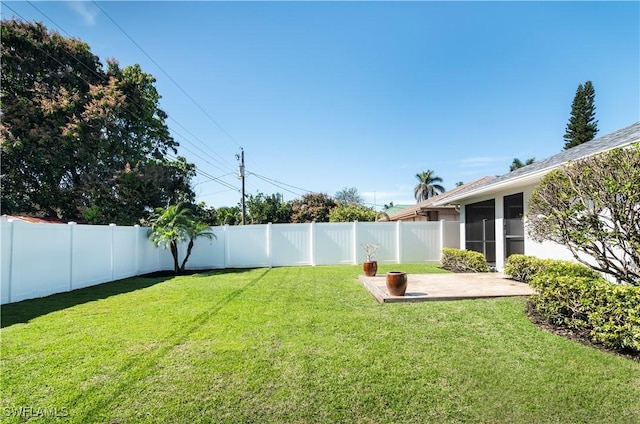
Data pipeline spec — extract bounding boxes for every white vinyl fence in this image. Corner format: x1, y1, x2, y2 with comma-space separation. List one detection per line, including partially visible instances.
1, 220, 459, 304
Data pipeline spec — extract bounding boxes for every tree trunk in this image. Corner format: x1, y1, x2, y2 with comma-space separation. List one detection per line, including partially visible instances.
170, 240, 180, 274
180, 239, 194, 272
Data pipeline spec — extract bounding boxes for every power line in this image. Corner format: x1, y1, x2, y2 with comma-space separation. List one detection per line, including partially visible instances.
89, 2, 273, 194
170, 129, 235, 175
24, 1, 238, 176
11, 2, 242, 195
168, 120, 236, 174
5, 3, 285, 204
166, 153, 239, 192
236, 148, 246, 225
92, 1, 244, 150
248, 172, 314, 194
247, 171, 312, 198
4, 3, 241, 198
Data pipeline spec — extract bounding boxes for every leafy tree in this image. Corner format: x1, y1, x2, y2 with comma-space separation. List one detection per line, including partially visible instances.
147, 203, 215, 274
0, 20, 193, 224
563, 81, 598, 150
414, 170, 445, 202
376, 211, 390, 222
527, 143, 640, 285
510, 157, 535, 172
81, 157, 195, 225
216, 206, 242, 226
289, 193, 337, 223
334, 187, 363, 206
191, 201, 219, 226
329, 204, 376, 222
246, 192, 292, 224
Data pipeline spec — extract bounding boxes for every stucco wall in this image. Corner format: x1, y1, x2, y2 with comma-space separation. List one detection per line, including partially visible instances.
458, 183, 575, 271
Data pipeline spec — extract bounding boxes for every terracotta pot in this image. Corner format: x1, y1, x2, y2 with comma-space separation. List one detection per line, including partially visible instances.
386, 271, 407, 296
363, 261, 378, 277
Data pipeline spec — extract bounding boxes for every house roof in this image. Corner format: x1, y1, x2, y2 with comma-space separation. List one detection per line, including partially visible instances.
1, 215, 67, 224
383, 176, 496, 221
382, 204, 412, 215
434, 121, 640, 205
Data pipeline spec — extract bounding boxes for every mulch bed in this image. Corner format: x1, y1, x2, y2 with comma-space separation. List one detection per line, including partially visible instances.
526, 301, 639, 363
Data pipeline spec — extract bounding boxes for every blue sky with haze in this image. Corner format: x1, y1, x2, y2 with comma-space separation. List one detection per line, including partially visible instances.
3, 1, 639, 209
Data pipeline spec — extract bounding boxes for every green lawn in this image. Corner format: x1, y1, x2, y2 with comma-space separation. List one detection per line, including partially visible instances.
2, 264, 639, 423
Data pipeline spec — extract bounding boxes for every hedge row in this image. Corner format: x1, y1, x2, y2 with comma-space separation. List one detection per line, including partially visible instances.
505, 254, 640, 354
504, 254, 599, 283
441, 248, 489, 273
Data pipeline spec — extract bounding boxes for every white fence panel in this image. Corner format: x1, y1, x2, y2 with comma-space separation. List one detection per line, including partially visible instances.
11, 222, 72, 303
314, 222, 354, 265
226, 225, 269, 268
401, 221, 442, 263
271, 223, 312, 267
1, 222, 13, 304
72, 224, 112, 289
357, 222, 398, 263
444, 221, 460, 250
182, 226, 225, 270
1, 220, 459, 304
137, 227, 161, 275
113, 226, 139, 281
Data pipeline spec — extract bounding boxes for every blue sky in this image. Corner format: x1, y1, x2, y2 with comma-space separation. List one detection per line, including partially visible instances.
3, 1, 639, 209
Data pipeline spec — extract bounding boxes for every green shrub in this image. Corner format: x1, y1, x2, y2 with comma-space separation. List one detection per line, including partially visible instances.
441, 248, 490, 273
588, 283, 640, 352
530, 272, 640, 354
540, 260, 601, 280
504, 255, 599, 283
504, 254, 546, 283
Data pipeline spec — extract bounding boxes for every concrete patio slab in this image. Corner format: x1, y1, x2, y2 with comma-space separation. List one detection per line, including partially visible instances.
358, 272, 535, 304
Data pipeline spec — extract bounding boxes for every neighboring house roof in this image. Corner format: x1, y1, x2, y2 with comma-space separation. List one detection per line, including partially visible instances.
383, 176, 496, 221
1, 215, 66, 224
434, 121, 640, 205
382, 205, 412, 215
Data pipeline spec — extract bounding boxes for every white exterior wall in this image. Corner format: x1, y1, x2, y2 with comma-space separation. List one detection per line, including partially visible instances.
458, 183, 575, 271
520, 185, 576, 263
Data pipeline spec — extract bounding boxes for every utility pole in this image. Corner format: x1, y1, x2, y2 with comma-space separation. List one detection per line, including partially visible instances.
236, 148, 246, 225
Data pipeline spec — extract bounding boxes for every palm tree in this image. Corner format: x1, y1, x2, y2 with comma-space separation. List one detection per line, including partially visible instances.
510, 157, 535, 172
414, 170, 445, 203
179, 220, 215, 271
148, 203, 215, 273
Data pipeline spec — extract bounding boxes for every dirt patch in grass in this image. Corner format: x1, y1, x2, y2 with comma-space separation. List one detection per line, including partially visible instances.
526, 301, 639, 363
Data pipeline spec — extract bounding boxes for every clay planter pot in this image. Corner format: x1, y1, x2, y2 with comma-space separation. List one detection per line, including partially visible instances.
363, 261, 378, 277
386, 271, 407, 296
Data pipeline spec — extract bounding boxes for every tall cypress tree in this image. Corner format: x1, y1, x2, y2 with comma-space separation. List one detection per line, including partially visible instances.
563, 81, 598, 150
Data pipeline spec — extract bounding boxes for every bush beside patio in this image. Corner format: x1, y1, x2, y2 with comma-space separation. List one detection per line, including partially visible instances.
505, 255, 640, 356
440, 247, 490, 272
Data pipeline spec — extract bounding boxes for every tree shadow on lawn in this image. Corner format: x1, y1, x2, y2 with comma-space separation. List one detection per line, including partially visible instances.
0, 268, 254, 328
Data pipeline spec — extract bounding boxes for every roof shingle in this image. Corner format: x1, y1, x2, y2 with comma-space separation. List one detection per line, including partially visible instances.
435, 121, 640, 204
